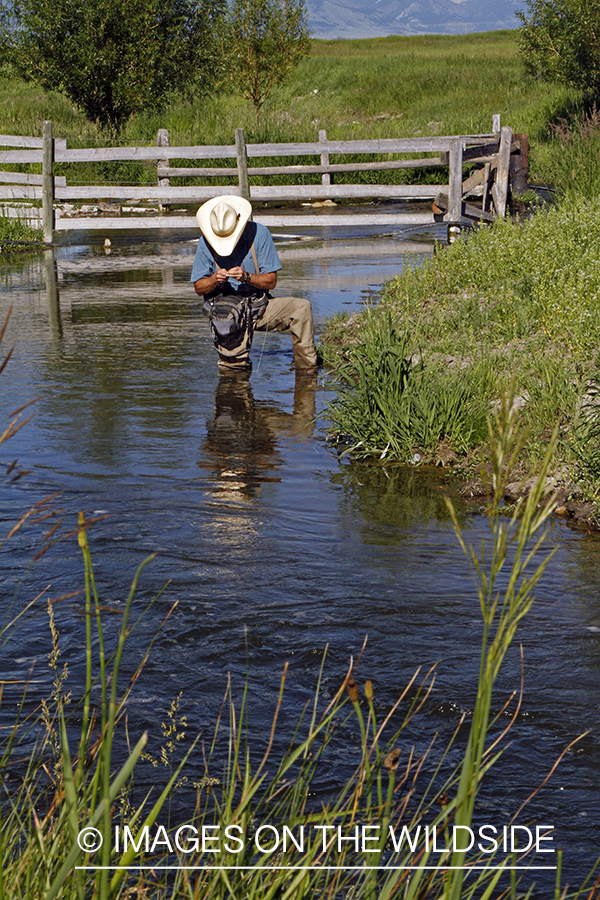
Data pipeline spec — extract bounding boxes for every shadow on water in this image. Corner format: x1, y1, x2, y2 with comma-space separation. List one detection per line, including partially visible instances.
1, 230, 600, 888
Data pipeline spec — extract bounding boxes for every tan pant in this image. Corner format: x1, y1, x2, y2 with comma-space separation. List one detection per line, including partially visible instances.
255, 295, 317, 370
217, 295, 317, 372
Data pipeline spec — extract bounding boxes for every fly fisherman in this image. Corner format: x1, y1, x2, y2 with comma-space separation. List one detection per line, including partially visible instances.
191, 196, 319, 373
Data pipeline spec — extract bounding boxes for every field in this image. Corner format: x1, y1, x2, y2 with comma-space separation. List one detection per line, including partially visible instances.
0, 30, 583, 186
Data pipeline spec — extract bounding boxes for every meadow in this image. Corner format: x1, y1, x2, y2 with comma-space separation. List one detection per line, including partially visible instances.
0, 30, 584, 181
0, 29, 586, 247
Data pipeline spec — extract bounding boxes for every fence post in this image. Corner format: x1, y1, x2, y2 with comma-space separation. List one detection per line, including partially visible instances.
235, 128, 251, 201
42, 120, 54, 244
447, 140, 463, 223
491, 126, 513, 217
492, 113, 501, 135
319, 129, 331, 187
482, 162, 492, 212
157, 128, 170, 212
510, 133, 530, 196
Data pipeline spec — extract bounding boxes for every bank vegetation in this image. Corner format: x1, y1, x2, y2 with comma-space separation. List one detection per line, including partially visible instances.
321, 110, 600, 525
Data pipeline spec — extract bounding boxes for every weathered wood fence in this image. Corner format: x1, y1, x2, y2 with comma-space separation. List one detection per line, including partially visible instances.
0, 116, 528, 242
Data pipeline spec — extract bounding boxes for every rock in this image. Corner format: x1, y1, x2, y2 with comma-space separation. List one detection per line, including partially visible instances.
434, 441, 457, 467
504, 482, 522, 501
566, 501, 597, 527
552, 486, 571, 507
503, 475, 573, 503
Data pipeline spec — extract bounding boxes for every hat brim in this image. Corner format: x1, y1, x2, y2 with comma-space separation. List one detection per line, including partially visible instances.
196, 195, 252, 256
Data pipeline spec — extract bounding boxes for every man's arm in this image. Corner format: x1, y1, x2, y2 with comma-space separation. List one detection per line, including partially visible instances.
252, 271, 277, 291
194, 268, 229, 296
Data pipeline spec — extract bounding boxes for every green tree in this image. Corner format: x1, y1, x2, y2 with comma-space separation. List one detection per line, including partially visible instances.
518, 0, 600, 98
1, 0, 225, 133
221, 0, 311, 118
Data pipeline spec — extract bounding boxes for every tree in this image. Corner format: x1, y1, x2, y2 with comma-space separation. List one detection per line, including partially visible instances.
1, 0, 225, 133
221, 0, 310, 118
518, 0, 600, 98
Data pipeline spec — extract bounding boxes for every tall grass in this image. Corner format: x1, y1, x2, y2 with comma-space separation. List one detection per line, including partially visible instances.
540, 104, 600, 199
325, 308, 492, 462
0, 213, 43, 247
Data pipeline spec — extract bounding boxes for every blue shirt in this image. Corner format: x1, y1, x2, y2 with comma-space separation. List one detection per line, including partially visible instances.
190, 221, 282, 291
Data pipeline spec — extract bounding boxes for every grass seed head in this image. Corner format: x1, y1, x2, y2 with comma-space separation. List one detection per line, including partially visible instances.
384, 748, 401, 772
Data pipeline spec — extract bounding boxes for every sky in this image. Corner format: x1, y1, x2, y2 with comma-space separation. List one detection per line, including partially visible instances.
306, 0, 523, 40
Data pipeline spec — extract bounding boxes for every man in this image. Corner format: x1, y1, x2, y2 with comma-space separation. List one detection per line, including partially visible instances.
191, 195, 318, 373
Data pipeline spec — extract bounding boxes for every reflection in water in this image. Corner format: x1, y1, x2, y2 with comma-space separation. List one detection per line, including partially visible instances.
44, 250, 62, 342
332, 460, 462, 537
201, 372, 316, 503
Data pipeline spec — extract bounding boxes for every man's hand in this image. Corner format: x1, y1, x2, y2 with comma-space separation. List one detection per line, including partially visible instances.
225, 267, 278, 290
225, 266, 245, 281
194, 268, 277, 297
215, 267, 231, 283
194, 268, 229, 296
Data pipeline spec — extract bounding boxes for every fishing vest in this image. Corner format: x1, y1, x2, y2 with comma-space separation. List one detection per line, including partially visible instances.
202, 242, 270, 364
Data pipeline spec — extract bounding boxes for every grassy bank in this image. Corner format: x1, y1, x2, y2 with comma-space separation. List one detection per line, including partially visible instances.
0, 214, 44, 250
321, 193, 600, 519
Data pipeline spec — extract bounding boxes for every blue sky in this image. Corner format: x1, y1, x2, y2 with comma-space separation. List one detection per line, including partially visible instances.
307, 0, 522, 40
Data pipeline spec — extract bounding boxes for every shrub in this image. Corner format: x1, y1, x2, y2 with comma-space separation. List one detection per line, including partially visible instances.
1, 0, 226, 133
518, 0, 600, 99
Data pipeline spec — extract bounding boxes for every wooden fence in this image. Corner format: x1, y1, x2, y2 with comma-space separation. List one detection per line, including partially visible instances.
0, 117, 528, 242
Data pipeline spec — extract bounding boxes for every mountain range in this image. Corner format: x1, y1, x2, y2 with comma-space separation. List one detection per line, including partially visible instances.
307, 0, 524, 39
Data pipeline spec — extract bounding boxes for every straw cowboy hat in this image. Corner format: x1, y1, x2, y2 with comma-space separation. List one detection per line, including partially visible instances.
196, 195, 252, 256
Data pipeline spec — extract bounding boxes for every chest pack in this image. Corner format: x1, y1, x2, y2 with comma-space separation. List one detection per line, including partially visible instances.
202, 242, 271, 364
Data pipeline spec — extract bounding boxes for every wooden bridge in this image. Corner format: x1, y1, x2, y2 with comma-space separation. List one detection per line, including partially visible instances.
0, 116, 528, 242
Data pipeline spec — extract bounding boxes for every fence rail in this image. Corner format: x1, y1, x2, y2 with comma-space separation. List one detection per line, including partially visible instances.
0, 117, 528, 242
